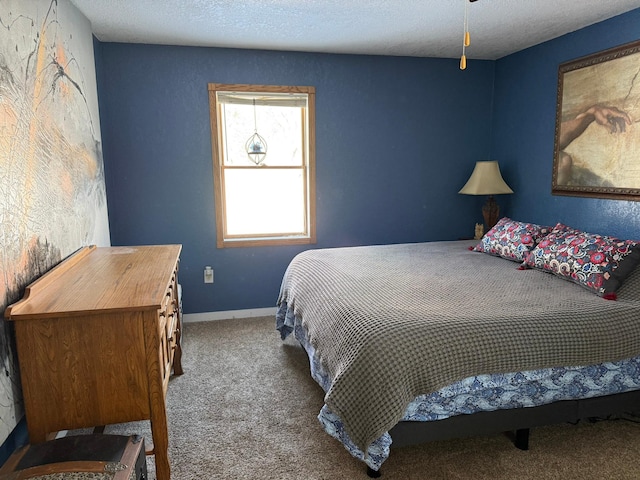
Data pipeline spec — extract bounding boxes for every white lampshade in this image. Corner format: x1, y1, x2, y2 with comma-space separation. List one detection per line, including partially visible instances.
458, 161, 514, 195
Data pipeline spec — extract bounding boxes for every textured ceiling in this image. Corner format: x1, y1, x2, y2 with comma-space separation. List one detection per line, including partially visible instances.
70, 0, 640, 60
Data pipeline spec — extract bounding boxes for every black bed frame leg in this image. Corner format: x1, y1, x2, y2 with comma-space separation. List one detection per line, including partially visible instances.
514, 428, 530, 450
367, 466, 381, 478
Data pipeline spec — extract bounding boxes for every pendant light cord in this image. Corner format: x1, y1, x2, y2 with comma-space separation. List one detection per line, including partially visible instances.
460, 0, 470, 70
253, 99, 258, 133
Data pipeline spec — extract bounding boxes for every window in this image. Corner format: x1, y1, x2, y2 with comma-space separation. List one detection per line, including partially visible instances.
208, 84, 316, 248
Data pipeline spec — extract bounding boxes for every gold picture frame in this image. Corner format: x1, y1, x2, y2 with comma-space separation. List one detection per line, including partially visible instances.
552, 39, 640, 200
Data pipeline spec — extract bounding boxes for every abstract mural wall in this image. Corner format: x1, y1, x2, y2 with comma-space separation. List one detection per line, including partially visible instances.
0, 0, 110, 444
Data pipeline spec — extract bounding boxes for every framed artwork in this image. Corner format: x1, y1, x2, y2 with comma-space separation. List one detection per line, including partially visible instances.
552, 39, 640, 200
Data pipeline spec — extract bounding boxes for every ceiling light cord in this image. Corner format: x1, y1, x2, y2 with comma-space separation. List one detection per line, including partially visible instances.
460, 0, 470, 70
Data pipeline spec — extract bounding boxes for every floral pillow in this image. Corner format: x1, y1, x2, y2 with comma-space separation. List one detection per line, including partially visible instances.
523, 224, 640, 299
472, 217, 552, 263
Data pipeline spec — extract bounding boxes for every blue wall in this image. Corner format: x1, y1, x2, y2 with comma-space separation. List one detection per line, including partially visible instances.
492, 9, 640, 240
97, 8, 640, 315
95, 44, 495, 313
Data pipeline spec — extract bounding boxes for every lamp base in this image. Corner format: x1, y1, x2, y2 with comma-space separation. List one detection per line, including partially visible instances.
482, 195, 500, 232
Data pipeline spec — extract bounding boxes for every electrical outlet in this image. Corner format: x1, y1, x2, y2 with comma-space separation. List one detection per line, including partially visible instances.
204, 266, 214, 284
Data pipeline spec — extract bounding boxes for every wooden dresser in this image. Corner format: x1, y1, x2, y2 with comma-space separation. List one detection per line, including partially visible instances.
5, 244, 183, 480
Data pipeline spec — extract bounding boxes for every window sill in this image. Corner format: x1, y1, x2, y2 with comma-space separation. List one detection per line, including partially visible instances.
217, 235, 316, 248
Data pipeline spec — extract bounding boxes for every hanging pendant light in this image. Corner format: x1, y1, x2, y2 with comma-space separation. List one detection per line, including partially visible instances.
245, 99, 267, 165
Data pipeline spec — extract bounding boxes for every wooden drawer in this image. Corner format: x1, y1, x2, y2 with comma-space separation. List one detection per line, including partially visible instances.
159, 275, 180, 393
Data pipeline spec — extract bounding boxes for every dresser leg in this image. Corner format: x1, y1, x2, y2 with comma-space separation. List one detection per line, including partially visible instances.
149, 399, 171, 480
173, 321, 184, 376
151, 420, 170, 480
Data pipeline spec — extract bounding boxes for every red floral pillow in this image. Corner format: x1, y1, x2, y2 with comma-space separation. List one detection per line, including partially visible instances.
472, 217, 552, 262
523, 224, 640, 299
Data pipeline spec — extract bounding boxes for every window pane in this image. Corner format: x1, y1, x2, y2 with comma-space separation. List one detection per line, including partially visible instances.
224, 169, 306, 236
221, 103, 303, 167
209, 83, 315, 247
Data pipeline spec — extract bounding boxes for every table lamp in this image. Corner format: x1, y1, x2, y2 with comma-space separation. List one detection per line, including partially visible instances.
459, 160, 513, 231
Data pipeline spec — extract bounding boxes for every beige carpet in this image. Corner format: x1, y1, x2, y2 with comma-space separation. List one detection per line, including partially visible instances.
97, 317, 640, 479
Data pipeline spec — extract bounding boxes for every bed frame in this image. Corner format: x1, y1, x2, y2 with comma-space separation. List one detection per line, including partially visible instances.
364, 389, 640, 477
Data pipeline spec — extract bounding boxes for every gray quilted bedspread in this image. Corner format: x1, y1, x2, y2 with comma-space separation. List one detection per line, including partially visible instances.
276, 240, 640, 453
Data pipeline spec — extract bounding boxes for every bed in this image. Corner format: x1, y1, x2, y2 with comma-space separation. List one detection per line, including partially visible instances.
276, 219, 640, 476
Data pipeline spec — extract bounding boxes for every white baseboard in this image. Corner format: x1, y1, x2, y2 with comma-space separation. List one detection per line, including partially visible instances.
182, 307, 276, 323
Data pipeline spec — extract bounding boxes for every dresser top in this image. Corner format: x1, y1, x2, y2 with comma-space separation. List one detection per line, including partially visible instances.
5, 244, 182, 320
